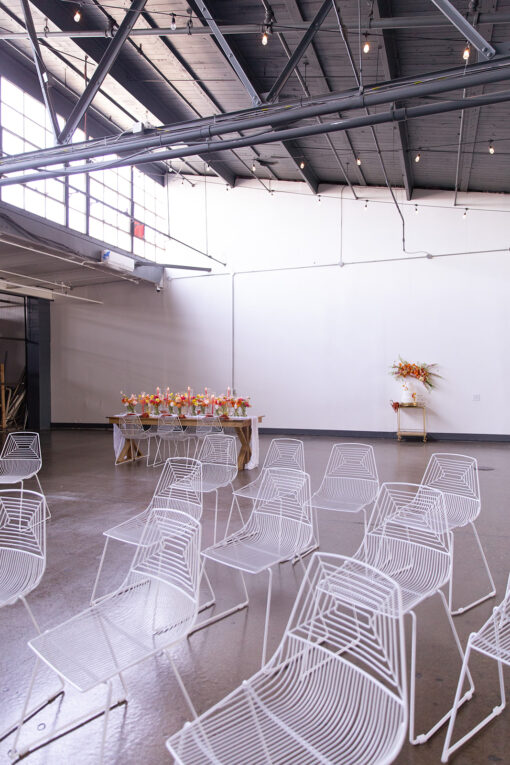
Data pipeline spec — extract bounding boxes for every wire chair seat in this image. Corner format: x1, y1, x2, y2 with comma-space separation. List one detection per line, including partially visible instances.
233, 438, 305, 502
201, 463, 237, 492
104, 499, 202, 546
0, 550, 45, 607
421, 453, 495, 615
0, 458, 41, 483
167, 553, 407, 765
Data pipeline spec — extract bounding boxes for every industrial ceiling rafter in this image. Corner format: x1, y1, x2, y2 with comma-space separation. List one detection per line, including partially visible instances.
3, 54, 510, 177
58, 0, 148, 144
191, 0, 320, 193
19, 0, 60, 142
429, 0, 496, 58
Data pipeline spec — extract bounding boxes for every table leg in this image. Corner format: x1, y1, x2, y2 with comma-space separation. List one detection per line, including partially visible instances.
236, 424, 252, 470
115, 438, 144, 465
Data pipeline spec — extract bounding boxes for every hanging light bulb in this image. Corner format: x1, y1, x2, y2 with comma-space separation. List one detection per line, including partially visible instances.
170, 13, 177, 31
251, 162, 256, 172
356, 157, 362, 166
489, 141, 495, 155
299, 160, 305, 169
363, 34, 370, 54
261, 29, 269, 45
73, 4, 82, 22
414, 151, 421, 163
463, 44, 470, 61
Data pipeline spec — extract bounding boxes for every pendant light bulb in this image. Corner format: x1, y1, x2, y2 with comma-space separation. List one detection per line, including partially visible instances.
73, 5, 82, 22
170, 13, 176, 31
251, 162, 256, 172
299, 160, 305, 169
414, 151, 421, 163
489, 141, 495, 155
356, 157, 361, 166
363, 34, 370, 54
463, 44, 470, 60
261, 30, 268, 45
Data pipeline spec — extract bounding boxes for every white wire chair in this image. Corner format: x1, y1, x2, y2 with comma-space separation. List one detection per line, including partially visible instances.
353, 482, 474, 745
0, 489, 61, 741
196, 468, 315, 667
91, 457, 203, 603
167, 552, 408, 765
230, 437, 305, 524
153, 414, 193, 464
11, 508, 202, 764
186, 416, 224, 458
197, 433, 238, 544
311, 443, 379, 536
442, 573, 510, 762
422, 452, 495, 615
0, 432, 48, 518
117, 414, 157, 467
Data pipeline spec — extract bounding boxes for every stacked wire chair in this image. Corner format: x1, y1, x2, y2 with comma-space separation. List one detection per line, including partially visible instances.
117, 414, 157, 466
197, 467, 315, 667
230, 437, 305, 527
153, 414, 193, 464
11, 508, 202, 764
167, 552, 408, 764
353, 482, 474, 745
0, 489, 60, 741
421, 452, 495, 615
197, 433, 238, 544
0, 432, 48, 517
311, 443, 379, 537
442, 572, 510, 762
91, 457, 203, 603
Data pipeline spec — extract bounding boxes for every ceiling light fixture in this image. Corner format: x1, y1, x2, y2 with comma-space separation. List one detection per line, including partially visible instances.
261, 29, 269, 45
251, 162, 256, 172
356, 157, 361, 166
414, 151, 421, 163
299, 160, 305, 169
363, 34, 370, 54
463, 44, 470, 61
170, 13, 176, 31
489, 141, 495, 155
262, 9, 274, 46
73, 4, 82, 22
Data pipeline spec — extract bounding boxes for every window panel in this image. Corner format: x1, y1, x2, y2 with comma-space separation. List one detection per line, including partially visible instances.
69, 209, 87, 233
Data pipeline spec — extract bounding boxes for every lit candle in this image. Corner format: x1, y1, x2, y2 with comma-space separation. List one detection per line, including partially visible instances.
211, 395, 215, 414
187, 386, 191, 405
156, 386, 160, 396
227, 386, 230, 398
205, 387, 208, 398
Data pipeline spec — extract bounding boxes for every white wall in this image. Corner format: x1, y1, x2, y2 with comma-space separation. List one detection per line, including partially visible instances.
51, 177, 510, 435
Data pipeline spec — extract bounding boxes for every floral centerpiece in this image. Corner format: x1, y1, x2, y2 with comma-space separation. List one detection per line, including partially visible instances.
391, 357, 439, 403
149, 393, 163, 415
191, 394, 207, 415
215, 395, 231, 418
138, 391, 151, 416
233, 396, 251, 417
173, 393, 187, 417
120, 391, 137, 413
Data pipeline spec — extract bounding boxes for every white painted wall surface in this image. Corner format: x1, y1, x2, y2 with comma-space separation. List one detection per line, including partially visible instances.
51, 178, 510, 435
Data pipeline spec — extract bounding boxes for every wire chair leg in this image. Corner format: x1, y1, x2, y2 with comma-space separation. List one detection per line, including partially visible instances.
198, 560, 216, 612
165, 652, 198, 719
99, 681, 113, 765
213, 489, 219, 545
450, 522, 496, 616
21, 596, 41, 633
33, 473, 50, 520
91, 538, 110, 605
189, 568, 250, 635
10, 656, 41, 757
261, 568, 273, 668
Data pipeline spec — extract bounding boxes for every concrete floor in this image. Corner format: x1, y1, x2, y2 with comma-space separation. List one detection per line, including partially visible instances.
1, 430, 509, 764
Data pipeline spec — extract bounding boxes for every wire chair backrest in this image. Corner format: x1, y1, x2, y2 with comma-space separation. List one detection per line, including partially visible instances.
156, 414, 185, 435
151, 458, 203, 515
198, 434, 237, 466
367, 482, 450, 555
0, 489, 46, 557
422, 453, 480, 523
326, 443, 378, 481
130, 508, 201, 604
118, 415, 146, 439
194, 417, 224, 436
1, 432, 41, 464
283, 553, 407, 703
262, 437, 305, 472
253, 468, 313, 526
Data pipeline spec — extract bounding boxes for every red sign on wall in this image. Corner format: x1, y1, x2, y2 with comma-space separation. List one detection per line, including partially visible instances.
132, 220, 145, 239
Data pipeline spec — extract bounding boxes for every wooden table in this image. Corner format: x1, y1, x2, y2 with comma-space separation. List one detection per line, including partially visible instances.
396, 403, 427, 442
107, 415, 264, 470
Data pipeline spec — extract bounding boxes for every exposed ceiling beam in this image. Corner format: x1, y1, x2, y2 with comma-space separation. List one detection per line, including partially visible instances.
59, 0, 148, 144
372, 0, 414, 200
266, 0, 332, 103
4, 12, 510, 40
19, 0, 60, 142
429, 0, 496, 58
190, 0, 319, 192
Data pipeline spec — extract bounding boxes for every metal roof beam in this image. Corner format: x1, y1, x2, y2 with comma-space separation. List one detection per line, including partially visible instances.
19, 0, 60, 142
266, 0, 332, 103
429, 0, 496, 59
58, 0, 148, 144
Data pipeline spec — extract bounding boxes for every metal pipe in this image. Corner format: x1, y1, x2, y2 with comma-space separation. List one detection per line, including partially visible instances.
3, 57, 510, 175
3, 86, 510, 186
58, 0, 148, 143
266, 0, 333, 102
2, 13, 510, 40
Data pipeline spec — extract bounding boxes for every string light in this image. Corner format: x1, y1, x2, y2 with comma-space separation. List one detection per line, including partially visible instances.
489, 141, 495, 155
363, 34, 370, 54
356, 157, 361, 166
170, 13, 176, 30
73, 4, 82, 22
463, 44, 470, 61
261, 30, 269, 45
414, 151, 421, 163
251, 162, 256, 172
299, 160, 305, 169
